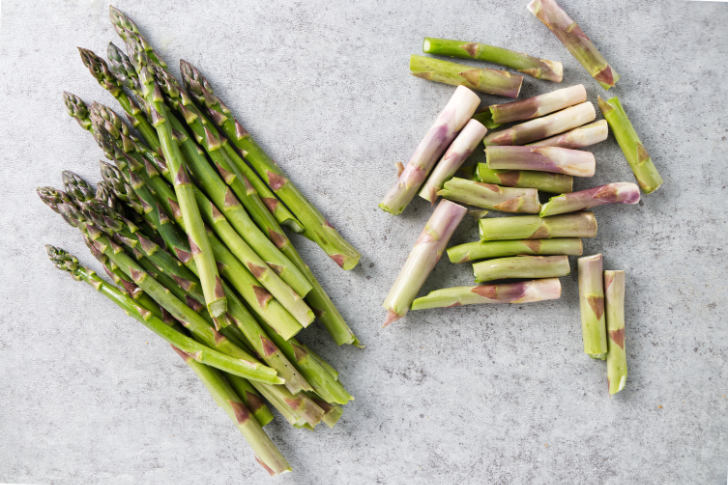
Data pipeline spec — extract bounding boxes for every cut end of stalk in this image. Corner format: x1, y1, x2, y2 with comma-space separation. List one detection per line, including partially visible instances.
589, 353, 607, 361
382, 310, 401, 327
422, 38, 432, 52
609, 374, 627, 395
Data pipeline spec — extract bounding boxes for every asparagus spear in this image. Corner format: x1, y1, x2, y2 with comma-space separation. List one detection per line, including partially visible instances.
476, 164, 573, 193
578, 254, 608, 359
540, 182, 640, 217
383, 200, 467, 325
411, 278, 562, 309
438, 177, 541, 214
447, 238, 583, 263
527, 0, 619, 89
527, 120, 608, 149
479, 212, 598, 240
486, 145, 595, 177
107, 42, 142, 93
473, 255, 570, 282
227, 377, 275, 427
422, 37, 563, 82
598, 96, 663, 193
604, 270, 627, 394
484, 102, 595, 146
410, 55, 523, 98
489, 84, 586, 126
380, 86, 480, 214
418, 119, 488, 203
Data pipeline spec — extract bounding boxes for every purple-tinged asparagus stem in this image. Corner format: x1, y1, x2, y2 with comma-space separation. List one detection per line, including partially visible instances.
473, 255, 570, 282
419, 119, 488, 203
527, 0, 619, 89
379, 86, 480, 215
476, 164, 573, 193
410, 55, 523, 98
438, 177, 540, 214
489, 84, 586, 125
578, 254, 608, 359
484, 102, 595, 146
540, 182, 640, 217
527, 120, 608, 148
382, 200, 467, 325
447, 238, 583, 264
479, 212, 597, 240
411, 278, 561, 310
604, 270, 627, 394
486, 145, 595, 177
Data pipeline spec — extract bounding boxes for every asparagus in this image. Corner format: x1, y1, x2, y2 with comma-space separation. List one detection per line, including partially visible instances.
479, 212, 598, 240
411, 278, 562, 309
447, 238, 583, 264
476, 164, 573, 193
527, 120, 608, 149
422, 37, 563, 82
527, 0, 619, 89
483, 102, 596, 146
578, 254, 608, 359
604, 270, 627, 394
473, 255, 570, 282
489, 84, 587, 126
419, 119, 488, 203
410, 55, 523, 98
107, 42, 141, 93
227, 377, 275, 427
438, 177, 541, 214
380, 86, 480, 214
540, 182, 640, 217
486, 145, 595, 177
598, 96, 663, 193
383, 200, 467, 325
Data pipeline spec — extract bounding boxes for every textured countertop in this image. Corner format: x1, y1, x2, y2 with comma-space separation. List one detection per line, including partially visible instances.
1, 1, 727, 483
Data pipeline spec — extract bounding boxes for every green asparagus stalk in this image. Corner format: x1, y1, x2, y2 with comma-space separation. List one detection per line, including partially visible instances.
540, 182, 640, 217
476, 164, 573, 193
486, 145, 595, 177
483, 102, 596, 146
422, 37, 563, 82
411, 278, 562, 309
528, 0, 619, 89
410, 54, 523, 98
527, 120, 608, 149
479, 212, 597, 240
489, 84, 586, 125
604, 270, 627, 394
438, 177, 541, 214
383, 200, 467, 325
578, 254, 608, 359
598, 96, 663, 193
447, 238, 583, 264
227, 377, 275, 427
473, 255, 570, 282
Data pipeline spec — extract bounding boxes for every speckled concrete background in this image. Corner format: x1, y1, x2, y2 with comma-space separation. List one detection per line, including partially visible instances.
1, 0, 726, 483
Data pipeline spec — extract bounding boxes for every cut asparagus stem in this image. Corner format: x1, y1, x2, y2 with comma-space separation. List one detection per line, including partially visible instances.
578, 254, 608, 359
419, 119, 488, 203
486, 145, 595, 177
422, 37, 563, 82
383, 200, 467, 325
227, 376, 275, 427
479, 212, 598, 240
484, 102, 596, 146
489, 84, 587, 125
411, 278, 562, 309
604, 270, 627, 394
447, 238, 583, 263
473, 255, 570, 282
540, 182, 640, 217
527, 0, 619, 89
527, 120, 608, 148
598, 96, 663, 193
438, 177, 541, 214
410, 54, 523, 98
380, 86, 480, 215
476, 164, 573, 193
171, 347, 290, 475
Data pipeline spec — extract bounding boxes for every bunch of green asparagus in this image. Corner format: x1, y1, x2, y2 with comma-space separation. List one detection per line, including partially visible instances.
41, 6, 361, 475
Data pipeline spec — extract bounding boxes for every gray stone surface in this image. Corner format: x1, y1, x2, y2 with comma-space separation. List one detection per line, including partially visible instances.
1, 0, 727, 483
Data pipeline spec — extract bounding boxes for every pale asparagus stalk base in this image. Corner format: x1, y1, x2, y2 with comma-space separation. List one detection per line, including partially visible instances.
411, 278, 562, 309
473, 255, 570, 282
447, 238, 583, 263
540, 182, 640, 217
578, 254, 608, 359
604, 270, 627, 394
484, 102, 595, 146
489, 84, 586, 125
476, 164, 573, 193
486, 145, 595, 177
479, 212, 598, 240
438, 177, 541, 214
527, 120, 608, 148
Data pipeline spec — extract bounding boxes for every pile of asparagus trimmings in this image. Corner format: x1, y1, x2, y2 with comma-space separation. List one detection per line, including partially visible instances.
381, 0, 662, 395
41, 7, 361, 476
